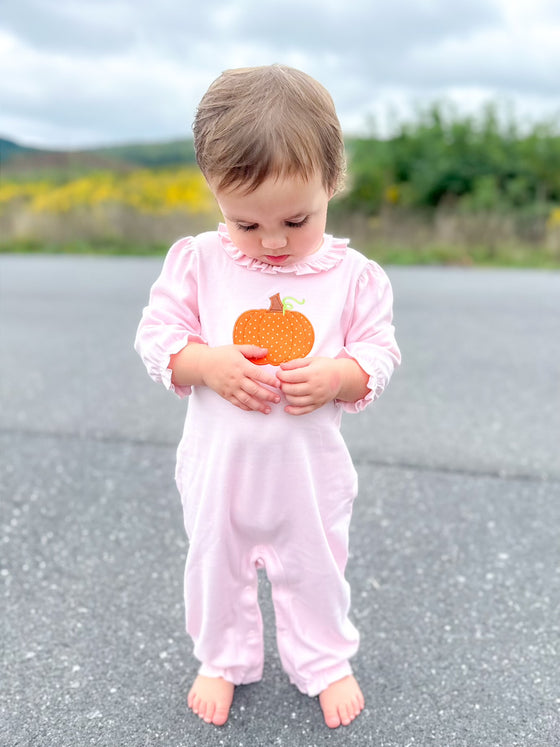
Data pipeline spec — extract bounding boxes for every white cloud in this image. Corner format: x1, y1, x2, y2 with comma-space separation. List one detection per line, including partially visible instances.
400, 24, 560, 94
0, 0, 558, 148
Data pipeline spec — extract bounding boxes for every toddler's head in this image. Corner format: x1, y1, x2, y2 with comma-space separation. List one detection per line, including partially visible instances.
193, 64, 345, 196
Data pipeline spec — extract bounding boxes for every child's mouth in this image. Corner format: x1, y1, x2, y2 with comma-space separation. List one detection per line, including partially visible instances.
265, 254, 290, 264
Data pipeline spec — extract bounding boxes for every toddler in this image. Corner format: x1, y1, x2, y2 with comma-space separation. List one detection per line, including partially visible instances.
135, 64, 401, 729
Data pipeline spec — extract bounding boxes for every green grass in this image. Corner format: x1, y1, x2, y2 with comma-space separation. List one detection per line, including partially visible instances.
360, 242, 560, 268
2, 237, 559, 268
0, 238, 169, 256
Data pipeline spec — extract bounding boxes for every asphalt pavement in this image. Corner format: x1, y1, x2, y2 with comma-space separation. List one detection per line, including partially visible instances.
1, 255, 559, 747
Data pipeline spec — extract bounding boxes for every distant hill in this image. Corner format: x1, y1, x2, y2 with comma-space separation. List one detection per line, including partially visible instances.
1, 138, 46, 161
0, 137, 197, 176
94, 140, 197, 168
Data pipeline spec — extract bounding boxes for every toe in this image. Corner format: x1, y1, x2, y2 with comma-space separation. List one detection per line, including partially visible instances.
189, 694, 200, 715
187, 690, 196, 710
203, 701, 215, 724
213, 703, 230, 726
339, 704, 352, 726
351, 694, 362, 716
323, 708, 341, 729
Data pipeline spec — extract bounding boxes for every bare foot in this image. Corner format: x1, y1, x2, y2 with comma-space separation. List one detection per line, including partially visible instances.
319, 675, 365, 729
187, 675, 235, 726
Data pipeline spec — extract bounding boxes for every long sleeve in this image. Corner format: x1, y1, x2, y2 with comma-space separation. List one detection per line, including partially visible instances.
134, 237, 206, 399
336, 260, 401, 413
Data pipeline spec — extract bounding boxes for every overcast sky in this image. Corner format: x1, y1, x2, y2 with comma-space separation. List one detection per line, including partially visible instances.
1, 0, 559, 150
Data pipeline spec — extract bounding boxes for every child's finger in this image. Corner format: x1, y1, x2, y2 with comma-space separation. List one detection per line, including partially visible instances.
279, 357, 309, 371
242, 378, 281, 404
247, 368, 281, 391
277, 366, 310, 384
233, 388, 274, 414
238, 344, 269, 360
284, 403, 317, 416
230, 395, 257, 412
280, 381, 311, 397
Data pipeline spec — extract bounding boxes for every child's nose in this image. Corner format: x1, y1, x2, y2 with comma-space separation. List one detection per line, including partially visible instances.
261, 233, 288, 250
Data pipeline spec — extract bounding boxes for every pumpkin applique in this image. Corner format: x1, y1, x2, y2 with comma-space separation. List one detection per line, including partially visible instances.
233, 293, 315, 366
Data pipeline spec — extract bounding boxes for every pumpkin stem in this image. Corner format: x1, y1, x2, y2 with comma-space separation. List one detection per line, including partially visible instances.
281, 296, 305, 315
268, 293, 306, 315
268, 293, 284, 313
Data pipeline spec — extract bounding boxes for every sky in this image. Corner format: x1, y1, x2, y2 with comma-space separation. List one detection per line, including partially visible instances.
1, 0, 559, 150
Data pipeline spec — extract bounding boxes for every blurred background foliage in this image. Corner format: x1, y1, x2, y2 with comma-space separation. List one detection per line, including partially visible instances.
337, 102, 560, 214
1, 102, 559, 266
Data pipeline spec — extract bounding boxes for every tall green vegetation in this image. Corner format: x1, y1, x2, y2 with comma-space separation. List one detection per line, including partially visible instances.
339, 103, 560, 215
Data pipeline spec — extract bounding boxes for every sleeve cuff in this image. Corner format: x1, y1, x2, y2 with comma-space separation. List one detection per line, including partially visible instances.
334, 347, 381, 413
161, 334, 206, 399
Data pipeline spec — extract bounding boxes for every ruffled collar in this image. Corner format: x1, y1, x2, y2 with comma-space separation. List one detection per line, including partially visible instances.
217, 223, 348, 275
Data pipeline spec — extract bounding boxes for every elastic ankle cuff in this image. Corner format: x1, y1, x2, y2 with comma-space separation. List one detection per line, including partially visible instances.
198, 662, 263, 686
291, 661, 353, 698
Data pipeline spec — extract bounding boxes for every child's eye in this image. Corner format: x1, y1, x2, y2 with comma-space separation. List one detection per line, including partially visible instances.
285, 217, 309, 229
237, 223, 258, 232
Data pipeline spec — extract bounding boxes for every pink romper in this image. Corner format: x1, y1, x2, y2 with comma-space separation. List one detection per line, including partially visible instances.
135, 225, 401, 696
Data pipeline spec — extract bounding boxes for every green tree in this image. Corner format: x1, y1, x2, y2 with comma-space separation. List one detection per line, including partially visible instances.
341, 102, 560, 214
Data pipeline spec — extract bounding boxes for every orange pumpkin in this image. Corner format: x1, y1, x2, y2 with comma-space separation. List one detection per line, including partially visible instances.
233, 293, 315, 366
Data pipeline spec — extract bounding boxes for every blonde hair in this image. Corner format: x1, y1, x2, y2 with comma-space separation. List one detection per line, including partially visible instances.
193, 64, 345, 195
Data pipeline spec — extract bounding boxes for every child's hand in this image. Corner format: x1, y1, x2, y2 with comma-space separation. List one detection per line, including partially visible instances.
277, 357, 345, 415
201, 345, 282, 414
278, 356, 370, 416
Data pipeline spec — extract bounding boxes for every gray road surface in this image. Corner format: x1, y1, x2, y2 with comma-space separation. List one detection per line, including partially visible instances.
1, 255, 559, 747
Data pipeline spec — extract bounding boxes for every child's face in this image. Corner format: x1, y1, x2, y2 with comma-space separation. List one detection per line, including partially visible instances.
212, 173, 332, 266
